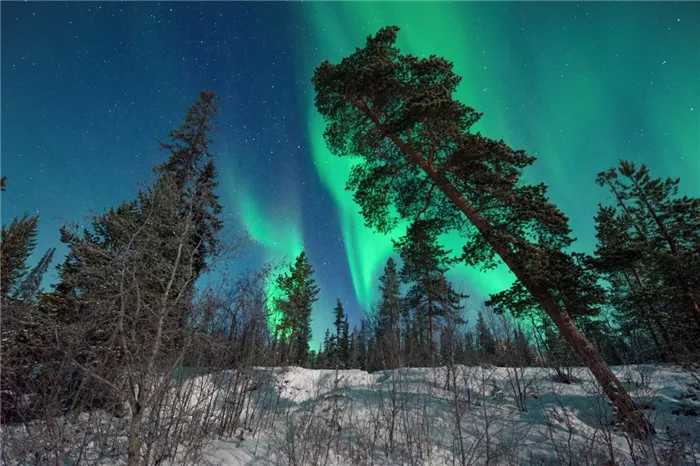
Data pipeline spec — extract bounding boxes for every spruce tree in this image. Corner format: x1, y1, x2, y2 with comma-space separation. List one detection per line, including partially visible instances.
348, 326, 357, 368
354, 321, 368, 371
476, 311, 496, 362
1, 213, 40, 299
513, 325, 534, 366
463, 331, 476, 365
341, 315, 350, 367
366, 325, 379, 372
578, 319, 630, 366
376, 257, 403, 368
275, 251, 319, 367
50, 91, 222, 342
155, 90, 223, 279
0, 178, 57, 423
36, 92, 226, 462
0, 176, 55, 304
312, 26, 652, 437
12, 248, 55, 304
332, 299, 350, 368
320, 330, 333, 368
394, 219, 465, 365
543, 322, 580, 384
440, 319, 465, 367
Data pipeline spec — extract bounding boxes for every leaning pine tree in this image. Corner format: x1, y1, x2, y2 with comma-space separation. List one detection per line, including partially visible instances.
312, 26, 653, 438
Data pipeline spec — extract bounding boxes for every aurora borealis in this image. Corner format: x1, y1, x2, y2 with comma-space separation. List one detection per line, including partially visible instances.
3, 2, 698, 345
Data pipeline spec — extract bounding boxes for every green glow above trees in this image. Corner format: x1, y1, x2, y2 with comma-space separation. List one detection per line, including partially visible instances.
300, 3, 517, 310
224, 171, 304, 331
298, 2, 699, 314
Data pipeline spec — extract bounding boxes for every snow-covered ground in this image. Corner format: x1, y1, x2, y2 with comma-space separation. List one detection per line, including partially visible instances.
3, 365, 700, 465
199, 365, 700, 465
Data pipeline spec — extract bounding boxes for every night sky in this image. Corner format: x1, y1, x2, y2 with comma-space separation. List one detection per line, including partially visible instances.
3, 2, 699, 344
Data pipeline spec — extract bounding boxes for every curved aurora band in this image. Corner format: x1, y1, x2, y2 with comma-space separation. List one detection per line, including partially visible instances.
224, 169, 304, 332
299, 3, 518, 311
296, 2, 699, 315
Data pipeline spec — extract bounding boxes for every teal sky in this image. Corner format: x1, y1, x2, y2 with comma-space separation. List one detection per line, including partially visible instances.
296, 2, 699, 315
3, 2, 698, 345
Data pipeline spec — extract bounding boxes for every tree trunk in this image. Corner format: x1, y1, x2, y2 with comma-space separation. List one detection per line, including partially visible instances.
441, 176, 652, 435
428, 297, 435, 367
288, 328, 295, 366
546, 306, 652, 434
373, 125, 654, 438
431, 165, 653, 437
128, 401, 144, 466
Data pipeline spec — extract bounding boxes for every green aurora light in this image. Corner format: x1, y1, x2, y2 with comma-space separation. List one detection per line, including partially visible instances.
297, 2, 698, 315
224, 169, 305, 331
300, 3, 518, 311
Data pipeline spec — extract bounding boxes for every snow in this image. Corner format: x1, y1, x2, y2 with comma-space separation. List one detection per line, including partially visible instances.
197, 365, 700, 465
3, 365, 699, 465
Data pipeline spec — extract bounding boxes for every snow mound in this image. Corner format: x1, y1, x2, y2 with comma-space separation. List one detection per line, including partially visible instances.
274, 367, 378, 404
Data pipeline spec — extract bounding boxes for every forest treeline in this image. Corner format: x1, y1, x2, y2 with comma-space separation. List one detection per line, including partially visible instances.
1, 26, 698, 463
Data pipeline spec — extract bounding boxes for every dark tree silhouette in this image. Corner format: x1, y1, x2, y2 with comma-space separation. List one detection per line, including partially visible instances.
375, 257, 403, 368
394, 219, 465, 364
275, 251, 320, 367
312, 26, 652, 438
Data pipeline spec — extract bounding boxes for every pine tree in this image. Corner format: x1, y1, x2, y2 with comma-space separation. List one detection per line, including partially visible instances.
332, 299, 350, 368
1, 213, 40, 299
312, 26, 652, 437
275, 251, 319, 367
354, 321, 368, 370
476, 311, 496, 362
51, 91, 222, 333
376, 257, 403, 368
35, 93, 227, 463
591, 203, 673, 361
394, 219, 465, 365
595, 162, 700, 358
